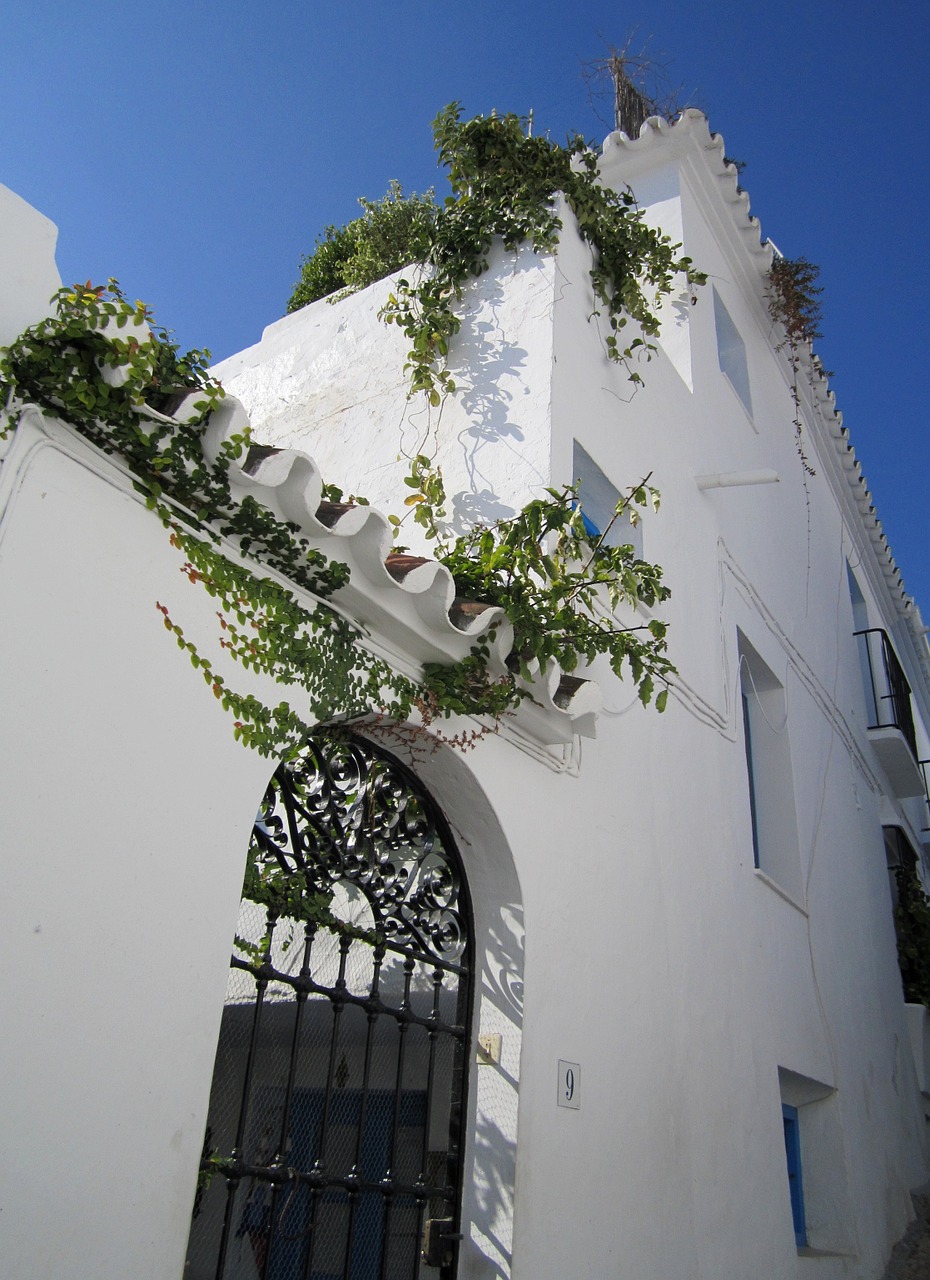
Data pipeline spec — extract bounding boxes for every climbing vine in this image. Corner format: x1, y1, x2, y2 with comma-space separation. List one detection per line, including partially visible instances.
0, 281, 423, 756
1, 103, 692, 758
766, 254, 830, 602
290, 103, 704, 403
234, 826, 379, 968
401, 455, 672, 714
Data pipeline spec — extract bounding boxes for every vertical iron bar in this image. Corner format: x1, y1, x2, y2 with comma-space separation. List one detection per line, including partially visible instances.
378, 956, 416, 1280
413, 965, 445, 1277
281, 763, 311, 873
301, 933, 352, 1280
318, 736, 356, 858
340, 944, 385, 1280
419, 967, 444, 1180
214, 913, 278, 1280
260, 921, 318, 1279
439, 966, 471, 1280
880, 631, 897, 727
864, 630, 878, 728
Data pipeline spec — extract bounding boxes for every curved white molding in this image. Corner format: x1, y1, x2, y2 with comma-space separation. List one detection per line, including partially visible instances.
3, 395, 601, 745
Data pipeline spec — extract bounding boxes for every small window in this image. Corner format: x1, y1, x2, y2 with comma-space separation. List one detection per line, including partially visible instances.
846, 563, 869, 633
714, 287, 752, 418
848, 564, 880, 722
572, 441, 643, 557
739, 633, 803, 899
782, 1104, 808, 1248
777, 1067, 850, 1255
741, 686, 761, 868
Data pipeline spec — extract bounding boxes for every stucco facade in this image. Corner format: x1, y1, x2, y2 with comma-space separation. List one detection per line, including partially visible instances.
3, 113, 930, 1280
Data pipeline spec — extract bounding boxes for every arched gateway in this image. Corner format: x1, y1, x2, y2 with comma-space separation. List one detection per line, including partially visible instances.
186, 731, 473, 1280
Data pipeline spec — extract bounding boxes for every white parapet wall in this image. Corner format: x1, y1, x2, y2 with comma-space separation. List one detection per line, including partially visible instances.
214, 238, 558, 547
0, 183, 61, 346
0, 413, 279, 1280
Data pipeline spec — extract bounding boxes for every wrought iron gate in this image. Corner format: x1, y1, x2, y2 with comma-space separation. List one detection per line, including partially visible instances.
185, 732, 472, 1280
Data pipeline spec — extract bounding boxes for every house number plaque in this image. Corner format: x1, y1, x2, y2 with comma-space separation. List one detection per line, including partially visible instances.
557, 1059, 581, 1109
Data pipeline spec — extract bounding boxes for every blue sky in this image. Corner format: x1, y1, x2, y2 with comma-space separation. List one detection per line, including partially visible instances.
3, 1, 929, 612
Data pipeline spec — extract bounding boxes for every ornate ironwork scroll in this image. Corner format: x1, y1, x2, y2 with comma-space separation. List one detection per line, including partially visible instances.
249, 734, 468, 966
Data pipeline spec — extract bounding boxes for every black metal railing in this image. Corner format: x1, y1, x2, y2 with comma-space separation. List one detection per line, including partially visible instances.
855, 628, 918, 760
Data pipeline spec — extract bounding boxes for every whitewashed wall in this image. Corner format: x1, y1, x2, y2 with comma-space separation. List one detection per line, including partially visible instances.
3, 114, 930, 1280
0, 182, 61, 345
214, 240, 557, 546
0, 421, 527, 1279
214, 115, 930, 1280
0, 415, 273, 1279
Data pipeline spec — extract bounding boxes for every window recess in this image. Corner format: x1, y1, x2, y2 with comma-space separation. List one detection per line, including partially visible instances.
782, 1104, 807, 1248
738, 633, 803, 902
777, 1068, 851, 1257
713, 287, 753, 419
572, 440, 643, 559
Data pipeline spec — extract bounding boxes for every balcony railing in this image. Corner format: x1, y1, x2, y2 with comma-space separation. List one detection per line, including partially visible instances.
855, 627, 918, 759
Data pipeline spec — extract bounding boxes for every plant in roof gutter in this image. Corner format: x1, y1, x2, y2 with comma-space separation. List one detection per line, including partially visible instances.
766, 254, 826, 480
766, 254, 830, 595
288, 181, 439, 312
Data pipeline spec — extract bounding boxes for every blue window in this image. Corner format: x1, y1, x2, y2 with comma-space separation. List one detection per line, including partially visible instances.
782, 1104, 808, 1248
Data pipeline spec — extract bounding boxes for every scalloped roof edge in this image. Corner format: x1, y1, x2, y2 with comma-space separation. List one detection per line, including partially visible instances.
598, 109, 930, 687
197, 391, 602, 745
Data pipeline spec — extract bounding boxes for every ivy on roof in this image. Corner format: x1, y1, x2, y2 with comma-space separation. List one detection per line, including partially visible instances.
289, 103, 704, 403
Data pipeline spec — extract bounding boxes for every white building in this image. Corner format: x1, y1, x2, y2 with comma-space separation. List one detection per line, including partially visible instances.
2, 110, 930, 1280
